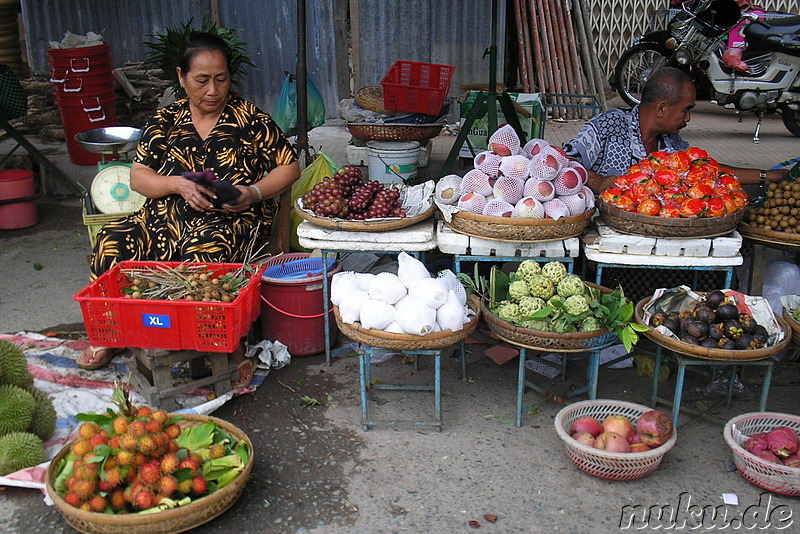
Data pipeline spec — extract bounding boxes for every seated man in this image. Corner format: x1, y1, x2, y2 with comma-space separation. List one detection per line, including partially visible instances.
563, 67, 787, 194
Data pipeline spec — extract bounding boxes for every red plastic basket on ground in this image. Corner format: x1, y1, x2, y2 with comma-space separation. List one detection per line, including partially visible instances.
381, 60, 455, 115
74, 261, 265, 352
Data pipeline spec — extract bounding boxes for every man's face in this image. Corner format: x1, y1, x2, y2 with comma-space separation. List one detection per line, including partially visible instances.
660, 83, 695, 135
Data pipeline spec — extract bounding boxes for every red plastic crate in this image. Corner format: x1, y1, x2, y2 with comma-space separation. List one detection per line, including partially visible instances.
74, 261, 266, 352
381, 60, 456, 115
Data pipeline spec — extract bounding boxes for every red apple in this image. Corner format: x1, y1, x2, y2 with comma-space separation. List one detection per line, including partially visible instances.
602, 415, 635, 442
489, 142, 512, 157
594, 431, 631, 453
569, 416, 604, 438
628, 433, 642, 445
636, 410, 674, 448
629, 443, 651, 453
571, 431, 596, 448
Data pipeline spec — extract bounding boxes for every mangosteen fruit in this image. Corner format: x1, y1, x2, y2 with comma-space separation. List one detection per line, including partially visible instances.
686, 320, 708, 340
679, 316, 695, 333
736, 333, 759, 350
708, 322, 725, 341
705, 290, 726, 309
651, 311, 668, 327
716, 303, 740, 322
717, 338, 737, 350
694, 307, 717, 325
668, 312, 680, 323
753, 325, 769, 346
662, 317, 681, 336
681, 336, 701, 346
724, 319, 744, 340
701, 338, 719, 349
738, 313, 757, 334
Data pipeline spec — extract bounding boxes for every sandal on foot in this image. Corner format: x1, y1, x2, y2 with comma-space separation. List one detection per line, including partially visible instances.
232, 358, 255, 389
77, 346, 123, 370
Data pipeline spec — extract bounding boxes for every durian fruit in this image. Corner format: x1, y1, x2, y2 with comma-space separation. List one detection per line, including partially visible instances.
0, 431, 46, 475
0, 340, 34, 390
0, 385, 35, 436
26, 387, 57, 441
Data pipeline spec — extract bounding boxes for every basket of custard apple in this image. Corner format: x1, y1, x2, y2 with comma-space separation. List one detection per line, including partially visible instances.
460, 260, 648, 352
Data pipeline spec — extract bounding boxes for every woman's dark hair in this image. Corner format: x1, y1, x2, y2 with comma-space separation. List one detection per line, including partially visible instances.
178, 31, 232, 75
641, 67, 694, 107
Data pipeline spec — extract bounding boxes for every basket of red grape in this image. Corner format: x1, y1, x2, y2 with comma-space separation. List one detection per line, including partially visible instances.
295, 165, 434, 231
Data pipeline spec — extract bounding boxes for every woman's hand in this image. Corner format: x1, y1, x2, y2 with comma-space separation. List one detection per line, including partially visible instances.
130, 162, 216, 210
178, 178, 216, 212
223, 184, 259, 213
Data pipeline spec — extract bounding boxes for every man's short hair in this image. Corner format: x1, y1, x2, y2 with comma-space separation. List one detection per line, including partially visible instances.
640, 67, 693, 107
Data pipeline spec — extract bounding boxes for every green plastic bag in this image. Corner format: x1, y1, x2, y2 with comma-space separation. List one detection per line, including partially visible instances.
290, 152, 339, 252
273, 73, 326, 137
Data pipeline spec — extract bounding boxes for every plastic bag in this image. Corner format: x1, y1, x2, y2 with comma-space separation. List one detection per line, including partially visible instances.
290, 152, 339, 251
762, 261, 800, 315
272, 73, 326, 137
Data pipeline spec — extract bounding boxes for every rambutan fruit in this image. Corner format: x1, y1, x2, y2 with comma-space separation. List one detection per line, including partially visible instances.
133, 453, 147, 467
109, 489, 126, 510
120, 433, 138, 451
138, 461, 161, 486
138, 435, 156, 455
71, 438, 91, 458
75, 462, 98, 481
190, 452, 203, 465
66, 475, 78, 491
109, 435, 122, 450
159, 475, 178, 496
177, 478, 193, 495
145, 419, 162, 434
112, 416, 129, 435
164, 424, 181, 440
160, 452, 179, 474
98, 479, 115, 492
129, 420, 147, 437
79, 502, 92, 512
209, 444, 226, 460
179, 458, 199, 476
152, 410, 169, 425
191, 475, 209, 496
133, 488, 156, 511
88, 433, 108, 450
64, 491, 82, 508
104, 467, 123, 489
135, 406, 153, 418
115, 450, 134, 467
74, 479, 97, 501
78, 422, 99, 440
89, 495, 107, 513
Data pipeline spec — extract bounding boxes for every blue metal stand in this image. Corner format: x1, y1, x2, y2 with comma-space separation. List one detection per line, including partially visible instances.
592, 263, 734, 290
651, 345, 774, 427
359, 347, 442, 431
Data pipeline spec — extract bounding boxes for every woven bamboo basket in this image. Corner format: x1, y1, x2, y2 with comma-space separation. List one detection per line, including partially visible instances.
334, 294, 480, 350
724, 412, 800, 496
295, 197, 434, 231
355, 85, 393, 115
598, 201, 744, 238
46, 414, 254, 534
480, 283, 618, 352
738, 223, 800, 251
444, 208, 595, 243
782, 307, 800, 350
555, 400, 678, 481
347, 121, 444, 142
634, 298, 791, 361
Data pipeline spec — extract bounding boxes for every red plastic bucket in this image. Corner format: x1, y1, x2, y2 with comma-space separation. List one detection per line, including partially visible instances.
260, 253, 342, 356
50, 66, 115, 95
47, 43, 111, 72
0, 170, 38, 229
55, 90, 118, 165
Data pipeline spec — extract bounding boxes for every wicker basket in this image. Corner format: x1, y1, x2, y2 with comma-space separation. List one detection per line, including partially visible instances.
355, 85, 393, 115
295, 197, 434, 231
347, 121, 444, 142
724, 412, 800, 496
782, 308, 800, 350
444, 208, 595, 243
45, 414, 254, 534
739, 223, 800, 251
599, 201, 744, 238
554, 400, 678, 481
634, 298, 791, 361
334, 294, 480, 350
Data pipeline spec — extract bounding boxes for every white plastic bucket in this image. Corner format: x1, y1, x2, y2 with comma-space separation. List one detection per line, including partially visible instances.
365, 141, 420, 185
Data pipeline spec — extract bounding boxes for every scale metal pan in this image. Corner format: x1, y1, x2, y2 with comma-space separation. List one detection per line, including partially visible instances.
74, 126, 143, 154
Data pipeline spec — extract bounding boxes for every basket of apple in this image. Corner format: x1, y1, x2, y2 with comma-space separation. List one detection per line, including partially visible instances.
554, 400, 677, 481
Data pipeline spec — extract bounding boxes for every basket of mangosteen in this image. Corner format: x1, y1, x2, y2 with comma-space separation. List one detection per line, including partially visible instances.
634, 286, 790, 361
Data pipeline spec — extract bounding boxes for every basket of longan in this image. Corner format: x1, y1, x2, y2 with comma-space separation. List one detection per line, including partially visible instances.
740, 173, 800, 248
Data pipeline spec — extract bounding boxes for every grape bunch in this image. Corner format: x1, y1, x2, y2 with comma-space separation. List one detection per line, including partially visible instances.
301, 165, 406, 220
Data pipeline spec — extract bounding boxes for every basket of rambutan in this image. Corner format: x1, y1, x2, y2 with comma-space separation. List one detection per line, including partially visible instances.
45, 387, 253, 534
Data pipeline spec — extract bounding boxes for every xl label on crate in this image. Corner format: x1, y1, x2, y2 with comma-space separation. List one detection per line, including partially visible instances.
143, 313, 171, 329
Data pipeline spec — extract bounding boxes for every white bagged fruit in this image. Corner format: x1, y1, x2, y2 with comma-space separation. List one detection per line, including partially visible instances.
354, 272, 375, 292
368, 272, 407, 304
359, 299, 396, 330
384, 321, 405, 334
330, 271, 359, 307
435, 174, 462, 205
394, 295, 437, 335
460, 169, 494, 196
437, 289, 467, 332
397, 251, 431, 288
409, 277, 449, 309
457, 192, 487, 214
437, 269, 467, 306
474, 151, 502, 177
339, 289, 369, 324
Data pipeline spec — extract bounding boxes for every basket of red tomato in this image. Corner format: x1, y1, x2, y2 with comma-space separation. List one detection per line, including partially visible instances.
598, 147, 747, 238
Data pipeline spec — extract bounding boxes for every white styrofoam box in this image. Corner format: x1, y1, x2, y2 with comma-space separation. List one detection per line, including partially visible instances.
346, 142, 431, 168
594, 224, 656, 255
297, 219, 436, 252
583, 243, 743, 267
709, 231, 743, 257
654, 238, 711, 257
435, 220, 579, 257
435, 220, 470, 254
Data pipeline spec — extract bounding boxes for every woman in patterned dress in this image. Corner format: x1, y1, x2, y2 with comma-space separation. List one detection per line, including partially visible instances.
78, 32, 300, 389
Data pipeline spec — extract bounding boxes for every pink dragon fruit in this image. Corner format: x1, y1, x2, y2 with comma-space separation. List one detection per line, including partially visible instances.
754, 450, 783, 464
783, 454, 800, 468
767, 426, 799, 458
743, 432, 770, 454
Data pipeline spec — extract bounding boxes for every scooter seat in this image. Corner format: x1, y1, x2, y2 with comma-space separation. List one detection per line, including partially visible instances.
745, 17, 800, 56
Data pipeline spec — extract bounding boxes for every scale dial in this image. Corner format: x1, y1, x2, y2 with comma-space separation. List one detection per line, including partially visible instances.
90, 164, 146, 214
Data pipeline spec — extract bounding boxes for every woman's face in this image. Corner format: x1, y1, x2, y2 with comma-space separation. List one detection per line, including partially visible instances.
177, 50, 231, 115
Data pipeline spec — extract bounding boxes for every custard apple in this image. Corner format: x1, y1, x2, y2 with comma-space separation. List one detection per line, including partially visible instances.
508, 280, 530, 302
497, 301, 522, 323
541, 261, 568, 284
580, 316, 603, 332
556, 274, 585, 298
564, 294, 590, 315
520, 319, 551, 331
526, 274, 555, 300
516, 259, 541, 282
518, 296, 547, 317
547, 295, 563, 309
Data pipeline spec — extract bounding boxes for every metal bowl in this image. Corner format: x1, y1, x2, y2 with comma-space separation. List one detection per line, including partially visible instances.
74, 127, 143, 154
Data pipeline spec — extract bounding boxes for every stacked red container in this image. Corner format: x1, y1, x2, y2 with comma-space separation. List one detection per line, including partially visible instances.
48, 43, 118, 165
